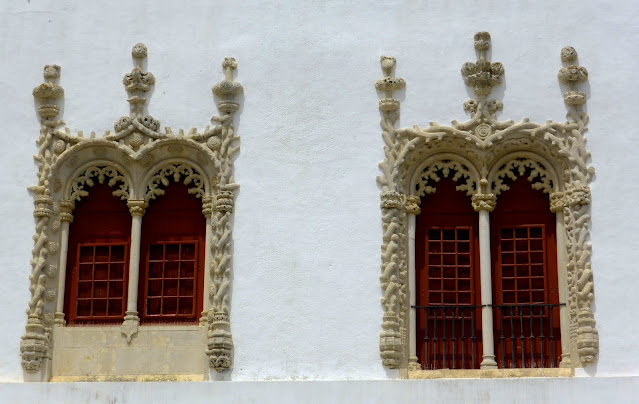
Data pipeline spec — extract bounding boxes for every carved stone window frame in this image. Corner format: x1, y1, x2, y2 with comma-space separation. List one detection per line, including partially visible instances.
21, 44, 242, 380
376, 33, 597, 375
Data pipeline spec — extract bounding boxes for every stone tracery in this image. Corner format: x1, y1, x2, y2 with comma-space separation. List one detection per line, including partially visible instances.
376, 32, 597, 370
22, 44, 243, 378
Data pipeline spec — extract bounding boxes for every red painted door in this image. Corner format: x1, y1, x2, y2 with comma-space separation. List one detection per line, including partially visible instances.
491, 177, 562, 368
415, 178, 482, 369
139, 182, 206, 323
65, 183, 132, 324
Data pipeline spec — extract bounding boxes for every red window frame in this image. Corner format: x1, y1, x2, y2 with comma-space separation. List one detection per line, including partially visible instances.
491, 177, 561, 368
68, 243, 129, 324
142, 241, 200, 320
415, 178, 482, 370
138, 182, 206, 324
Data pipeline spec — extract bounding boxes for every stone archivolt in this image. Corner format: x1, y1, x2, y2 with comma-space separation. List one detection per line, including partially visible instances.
22, 44, 242, 376
377, 33, 597, 370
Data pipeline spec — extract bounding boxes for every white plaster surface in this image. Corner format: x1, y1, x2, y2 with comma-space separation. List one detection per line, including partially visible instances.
2, 378, 639, 404
1, 0, 639, 394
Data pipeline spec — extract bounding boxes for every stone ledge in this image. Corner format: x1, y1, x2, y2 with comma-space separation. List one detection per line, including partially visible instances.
408, 368, 573, 379
50, 374, 206, 382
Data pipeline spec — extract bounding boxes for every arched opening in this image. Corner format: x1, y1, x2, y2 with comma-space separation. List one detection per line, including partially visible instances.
491, 177, 561, 368
64, 183, 132, 324
415, 178, 481, 369
139, 182, 206, 323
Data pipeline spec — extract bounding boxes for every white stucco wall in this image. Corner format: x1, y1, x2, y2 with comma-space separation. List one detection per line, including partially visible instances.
1, 0, 638, 399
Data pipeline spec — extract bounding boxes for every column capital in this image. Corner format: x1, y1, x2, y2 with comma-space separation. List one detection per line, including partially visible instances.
59, 199, 75, 223
549, 191, 568, 212
404, 195, 421, 215
472, 193, 496, 212
127, 200, 148, 217
202, 196, 214, 218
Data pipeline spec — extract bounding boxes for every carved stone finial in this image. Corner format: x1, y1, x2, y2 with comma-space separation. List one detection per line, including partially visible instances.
132, 43, 148, 60
462, 32, 504, 97
561, 46, 578, 63
115, 43, 160, 140
213, 58, 243, 114
376, 56, 405, 113
558, 46, 588, 106
33, 65, 64, 119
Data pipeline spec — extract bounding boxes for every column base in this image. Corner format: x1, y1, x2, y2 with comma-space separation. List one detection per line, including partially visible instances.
121, 311, 140, 343
480, 355, 498, 369
53, 312, 66, 325
408, 356, 420, 371
560, 353, 571, 368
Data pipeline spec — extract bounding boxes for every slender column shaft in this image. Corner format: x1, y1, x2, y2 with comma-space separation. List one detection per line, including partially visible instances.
200, 216, 213, 324
126, 214, 143, 315
408, 214, 417, 367
555, 210, 571, 367
54, 221, 70, 323
479, 209, 498, 368
55, 200, 74, 325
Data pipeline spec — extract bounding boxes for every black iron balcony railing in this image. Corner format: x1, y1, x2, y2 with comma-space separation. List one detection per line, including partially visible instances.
413, 303, 564, 370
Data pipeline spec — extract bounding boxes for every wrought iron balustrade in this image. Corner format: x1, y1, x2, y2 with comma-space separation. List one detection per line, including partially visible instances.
413, 303, 563, 370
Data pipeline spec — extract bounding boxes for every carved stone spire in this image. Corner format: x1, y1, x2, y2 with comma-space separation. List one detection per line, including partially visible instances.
213, 58, 243, 114
461, 32, 504, 97
558, 46, 588, 106
33, 65, 64, 120
112, 43, 162, 150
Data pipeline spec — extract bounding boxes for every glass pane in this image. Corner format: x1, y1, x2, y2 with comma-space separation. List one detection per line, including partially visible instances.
515, 239, 528, 251
443, 279, 455, 291
181, 243, 196, 260
108, 299, 123, 316
163, 297, 178, 315
77, 299, 91, 317
180, 279, 194, 296
457, 242, 470, 253
148, 261, 163, 278
94, 263, 108, 280
501, 240, 514, 252
178, 298, 194, 315
443, 254, 455, 265
500, 228, 513, 239
530, 239, 543, 251
111, 245, 126, 262
79, 246, 94, 263
457, 228, 470, 240
166, 244, 180, 261
457, 254, 470, 266
164, 280, 178, 297
77, 281, 92, 298
150, 244, 164, 261
428, 229, 441, 240
515, 228, 528, 239
95, 246, 109, 263
147, 297, 161, 315
165, 261, 179, 278
78, 264, 93, 280
110, 263, 124, 280
530, 227, 543, 238
109, 281, 123, 298
442, 229, 455, 240
443, 242, 455, 253
148, 280, 162, 297
93, 282, 108, 298
428, 255, 441, 266
93, 299, 107, 316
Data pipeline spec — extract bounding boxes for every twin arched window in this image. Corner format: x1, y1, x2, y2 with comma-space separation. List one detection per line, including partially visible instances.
65, 181, 206, 324
414, 174, 562, 370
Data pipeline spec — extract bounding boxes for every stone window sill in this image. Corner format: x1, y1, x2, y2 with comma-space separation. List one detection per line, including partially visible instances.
408, 368, 572, 379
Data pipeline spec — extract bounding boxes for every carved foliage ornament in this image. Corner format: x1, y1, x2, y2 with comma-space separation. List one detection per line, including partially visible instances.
22, 44, 242, 375
376, 33, 597, 369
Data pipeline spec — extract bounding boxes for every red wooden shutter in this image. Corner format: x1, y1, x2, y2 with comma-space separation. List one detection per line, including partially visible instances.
415, 178, 482, 370
66, 183, 132, 324
491, 177, 561, 368
140, 182, 205, 323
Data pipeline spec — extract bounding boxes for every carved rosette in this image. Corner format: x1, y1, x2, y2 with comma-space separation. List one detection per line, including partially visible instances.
377, 35, 597, 369
23, 45, 243, 376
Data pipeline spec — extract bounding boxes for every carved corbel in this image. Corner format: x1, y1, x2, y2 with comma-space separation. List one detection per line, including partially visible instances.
471, 193, 497, 212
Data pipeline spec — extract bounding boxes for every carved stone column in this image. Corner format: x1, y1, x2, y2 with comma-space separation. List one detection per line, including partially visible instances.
550, 191, 572, 367
472, 193, 498, 369
122, 199, 147, 342
200, 196, 214, 325
404, 195, 421, 371
54, 200, 75, 325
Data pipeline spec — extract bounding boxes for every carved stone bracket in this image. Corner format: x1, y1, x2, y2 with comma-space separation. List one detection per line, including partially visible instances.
22, 45, 243, 377
377, 34, 597, 370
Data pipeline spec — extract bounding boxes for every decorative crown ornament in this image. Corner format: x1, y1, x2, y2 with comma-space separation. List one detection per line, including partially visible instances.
461, 32, 504, 97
